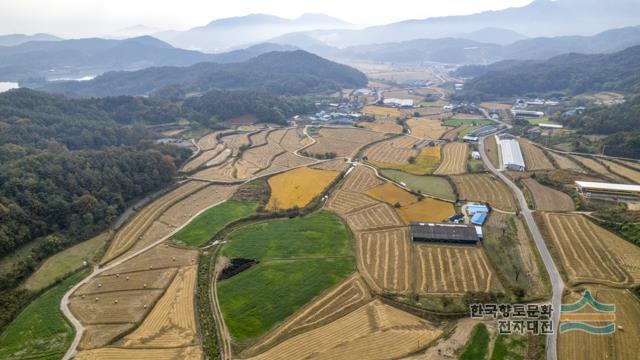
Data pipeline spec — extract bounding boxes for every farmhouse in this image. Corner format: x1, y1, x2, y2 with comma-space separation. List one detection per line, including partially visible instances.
410, 222, 483, 244
575, 181, 640, 199
498, 134, 526, 171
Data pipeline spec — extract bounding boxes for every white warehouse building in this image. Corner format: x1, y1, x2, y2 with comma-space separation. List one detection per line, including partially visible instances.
498, 134, 526, 171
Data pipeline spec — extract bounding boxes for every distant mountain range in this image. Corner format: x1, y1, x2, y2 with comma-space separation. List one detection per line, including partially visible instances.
41, 50, 367, 97
155, 13, 356, 52
457, 45, 640, 99
0, 33, 61, 47
278, 0, 640, 49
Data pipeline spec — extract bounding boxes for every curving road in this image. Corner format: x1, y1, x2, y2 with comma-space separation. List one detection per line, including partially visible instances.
479, 135, 564, 360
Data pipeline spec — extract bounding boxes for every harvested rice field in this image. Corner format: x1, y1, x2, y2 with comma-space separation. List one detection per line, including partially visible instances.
355, 228, 412, 293
600, 159, 640, 183
369, 146, 441, 175
247, 300, 442, 360
358, 118, 403, 134
548, 152, 584, 172
396, 198, 455, 223
379, 170, 456, 201
306, 127, 386, 158
407, 118, 449, 139
345, 202, 404, 231
364, 136, 420, 164
522, 178, 574, 211
267, 166, 340, 210
362, 105, 403, 118
451, 174, 517, 212
340, 165, 384, 193
366, 182, 418, 207
518, 140, 555, 170
434, 142, 468, 175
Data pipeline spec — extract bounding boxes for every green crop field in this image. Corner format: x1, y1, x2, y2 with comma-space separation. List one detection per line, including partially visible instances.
0, 269, 88, 360
460, 323, 490, 360
380, 169, 456, 201
217, 211, 354, 343
490, 334, 528, 360
171, 200, 258, 247
24, 232, 108, 291
444, 118, 493, 127
526, 117, 559, 125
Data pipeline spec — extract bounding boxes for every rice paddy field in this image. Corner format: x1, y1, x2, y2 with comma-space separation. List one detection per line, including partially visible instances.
267, 167, 340, 211
406, 118, 449, 139
357, 119, 403, 134
369, 146, 441, 175
362, 105, 403, 118
379, 169, 456, 201
365, 182, 454, 223
218, 211, 355, 343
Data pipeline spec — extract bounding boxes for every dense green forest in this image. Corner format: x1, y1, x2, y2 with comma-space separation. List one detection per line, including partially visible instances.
456, 45, 640, 101
43, 50, 368, 97
557, 96, 640, 157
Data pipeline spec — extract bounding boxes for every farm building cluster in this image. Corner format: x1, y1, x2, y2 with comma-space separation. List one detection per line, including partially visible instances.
575, 181, 640, 201
498, 134, 526, 172
410, 222, 483, 244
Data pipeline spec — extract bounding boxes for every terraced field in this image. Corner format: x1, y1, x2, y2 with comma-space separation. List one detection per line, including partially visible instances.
522, 178, 574, 211
364, 136, 419, 164
538, 213, 640, 286
406, 118, 449, 139
306, 127, 386, 158
519, 140, 555, 170
247, 300, 442, 360
355, 228, 412, 293
414, 244, 501, 295
362, 105, 403, 118
369, 146, 441, 175
434, 142, 468, 175
451, 174, 517, 212
600, 159, 640, 183
358, 118, 403, 134
548, 152, 584, 172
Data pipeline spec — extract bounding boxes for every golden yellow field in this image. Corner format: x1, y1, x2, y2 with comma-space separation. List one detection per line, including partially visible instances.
358, 119, 403, 134
366, 182, 417, 206
74, 346, 203, 360
538, 213, 639, 286
434, 142, 468, 175
362, 105, 403, 118
415, 244, 502, 295
451, 174, 517, 212
248, 300, 441, 360
267, 167, 340, 210
407, 118, 448, 139
355, 228, 412, 293
396, 198, 455, 223
370, 146, 441, 175
559, 286, 640, 360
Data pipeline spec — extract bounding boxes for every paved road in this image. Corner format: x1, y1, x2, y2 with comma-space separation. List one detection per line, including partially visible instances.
479, 135, 564, 360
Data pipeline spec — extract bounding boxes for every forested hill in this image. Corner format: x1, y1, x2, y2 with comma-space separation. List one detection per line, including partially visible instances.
42, 50, 367, 97
456, 45, 640, 100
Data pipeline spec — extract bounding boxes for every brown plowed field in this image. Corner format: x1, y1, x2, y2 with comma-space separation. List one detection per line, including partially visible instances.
102, 181, 208, 264
364, 136, 419, 164
519, 140, 555, 170
356, 228, 412, 293
74, 346, 203, 360
548, 152, 582, 172
248, 300, 441, 360
340, 166, 384, 193
434, 142, 468, 175
326, 189, 377, 215
451, 174, 517, 212
559, 286, 640, 360
414, 244, 501, 295
245, 275, 371, 357
193, 161, 237, 181
121, 266, 198, 348
345, 203, 404, 231
306, 128, 386, 158
522, 178, 574, 211
407, 118, 448, 139
539, 213, 636, 286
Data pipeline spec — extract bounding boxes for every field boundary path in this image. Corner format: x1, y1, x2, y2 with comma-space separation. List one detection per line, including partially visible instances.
479, 134, 564, 360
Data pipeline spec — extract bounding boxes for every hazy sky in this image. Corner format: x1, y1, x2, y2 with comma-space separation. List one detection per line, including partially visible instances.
0, 0, 534, 37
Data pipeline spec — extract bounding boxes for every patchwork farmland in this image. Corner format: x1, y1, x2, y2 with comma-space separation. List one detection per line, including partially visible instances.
306, 127, 386, 158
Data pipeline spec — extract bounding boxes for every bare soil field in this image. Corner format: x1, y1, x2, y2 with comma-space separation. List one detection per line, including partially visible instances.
407, 118, 449, 139
74, 345, 203, 360
451, 174, 517, 212
244, 275, 371, 357
345, 203, 404, 231
548, 152, 584, 172
600, 159, 640, 183
247, 300, 442, 360
434, 142, 468, 175
267, 167, 339, 210
102, 181, 208, 264
538, 213, 637, 286
358, 119, 403, 134
355, 228, 412, 293
306, 127, 386, 158
383, 89, 426, 102
364, 136, 419, 164
518, 140, 555, 171
559, 286, 640, 360
121, 265, 198, 348
522, 178, 574, 211
340, 165, 384, 193
414, 244, 501, 295
326, 189, 378, 215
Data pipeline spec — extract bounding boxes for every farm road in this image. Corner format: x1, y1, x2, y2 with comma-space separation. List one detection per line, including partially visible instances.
479, 135, 564, 360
